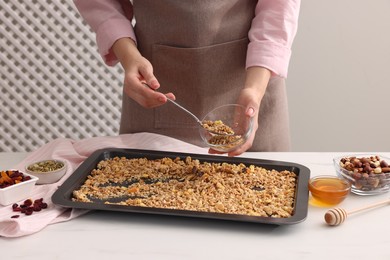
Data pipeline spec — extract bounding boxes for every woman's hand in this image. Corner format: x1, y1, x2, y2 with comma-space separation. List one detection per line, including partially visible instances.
112, 38, 175, 108
208, 66, 271, 156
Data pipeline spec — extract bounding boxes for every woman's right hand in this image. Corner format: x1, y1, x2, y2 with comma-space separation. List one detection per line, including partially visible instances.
112, 38, 175, 108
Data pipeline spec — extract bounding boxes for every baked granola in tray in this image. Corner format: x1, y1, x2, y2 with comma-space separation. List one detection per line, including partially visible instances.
52, 149, 310, 225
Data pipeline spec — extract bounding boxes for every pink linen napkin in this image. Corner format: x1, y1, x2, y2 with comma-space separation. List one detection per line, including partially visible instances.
0, 133, 207, 237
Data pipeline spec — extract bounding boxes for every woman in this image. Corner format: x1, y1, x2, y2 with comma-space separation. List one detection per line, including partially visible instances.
73, 0, 301, 156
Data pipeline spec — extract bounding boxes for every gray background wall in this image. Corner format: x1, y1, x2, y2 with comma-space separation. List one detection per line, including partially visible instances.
287, 0, 390, 151
1, 0, 389, 152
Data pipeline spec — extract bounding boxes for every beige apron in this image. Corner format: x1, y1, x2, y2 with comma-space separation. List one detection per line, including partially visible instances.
119, 0, 291, 151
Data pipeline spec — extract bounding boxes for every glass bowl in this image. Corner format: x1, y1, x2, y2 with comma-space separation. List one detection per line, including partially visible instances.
25, 159, 67, 185
333, 154, 390, 195
308, 175, 351, 206
199, 104, 253, 152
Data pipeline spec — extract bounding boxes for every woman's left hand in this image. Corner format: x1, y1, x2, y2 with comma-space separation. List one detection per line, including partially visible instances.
208, 66, 271, 156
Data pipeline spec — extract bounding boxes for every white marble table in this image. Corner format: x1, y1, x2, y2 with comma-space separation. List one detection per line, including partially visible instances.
1, 152, 389, 260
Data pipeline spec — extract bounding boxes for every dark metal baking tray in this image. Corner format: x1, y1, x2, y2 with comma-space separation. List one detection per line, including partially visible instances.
52, 148, 310, 225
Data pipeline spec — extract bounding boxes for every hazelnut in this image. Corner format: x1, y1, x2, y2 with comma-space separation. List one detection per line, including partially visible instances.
380, 160, 389, 168
352, 172, 362, 180
363, 165, 372, 173
382, 167, 390, 173
367, 177, 380, 188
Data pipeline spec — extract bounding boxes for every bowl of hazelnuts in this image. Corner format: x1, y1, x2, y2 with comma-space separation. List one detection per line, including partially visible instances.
333, 154, 390, 195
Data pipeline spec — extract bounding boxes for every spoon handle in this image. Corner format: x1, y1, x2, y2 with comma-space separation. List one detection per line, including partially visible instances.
142, 83, 202, 124
347, 198, 390, 215
166, 98, 202, 124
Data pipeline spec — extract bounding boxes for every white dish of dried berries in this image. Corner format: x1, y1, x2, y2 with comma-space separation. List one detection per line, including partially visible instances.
333, 154, 390, 195
0, 170, 38, 206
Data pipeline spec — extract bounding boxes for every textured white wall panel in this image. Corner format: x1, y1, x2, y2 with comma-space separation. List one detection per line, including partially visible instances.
0, 0, 124, 152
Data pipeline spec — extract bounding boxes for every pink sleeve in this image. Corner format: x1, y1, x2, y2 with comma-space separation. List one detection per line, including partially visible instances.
246, 0, 301, 78
73, 0, 136, 66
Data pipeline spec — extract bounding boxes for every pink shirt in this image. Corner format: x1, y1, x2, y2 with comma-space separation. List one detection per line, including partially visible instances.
74, 0, 300, 78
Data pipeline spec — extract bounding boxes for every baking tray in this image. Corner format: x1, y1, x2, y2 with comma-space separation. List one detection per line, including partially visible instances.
52, 148, 310, 225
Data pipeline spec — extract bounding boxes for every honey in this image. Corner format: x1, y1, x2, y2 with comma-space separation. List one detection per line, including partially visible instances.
309, 176, 351, 206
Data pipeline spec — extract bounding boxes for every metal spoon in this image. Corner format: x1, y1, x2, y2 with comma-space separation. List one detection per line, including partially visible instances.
142, 83, 233, 135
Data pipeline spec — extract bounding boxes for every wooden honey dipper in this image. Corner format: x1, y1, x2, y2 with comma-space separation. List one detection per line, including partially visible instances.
324, 198, 390, 226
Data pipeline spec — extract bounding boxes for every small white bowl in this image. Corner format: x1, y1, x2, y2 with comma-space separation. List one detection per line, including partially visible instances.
0, 170, 38, 206
25, 160, 67, 185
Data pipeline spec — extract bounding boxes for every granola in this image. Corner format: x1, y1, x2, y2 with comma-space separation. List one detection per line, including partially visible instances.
207, 134, 243, 146
201, 120, 235, 135
72, 156, 297, 218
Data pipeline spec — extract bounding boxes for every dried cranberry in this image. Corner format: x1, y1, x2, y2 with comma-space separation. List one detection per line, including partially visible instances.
24, 207, 34, 215
33, 205, 42, 212
34, 198, 43, 204
12, 207, 22, 212
10, 197, 48, 216
24, 199, 33, 207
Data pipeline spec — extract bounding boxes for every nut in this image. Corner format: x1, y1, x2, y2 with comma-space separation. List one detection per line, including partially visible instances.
382, 167, 390, 173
